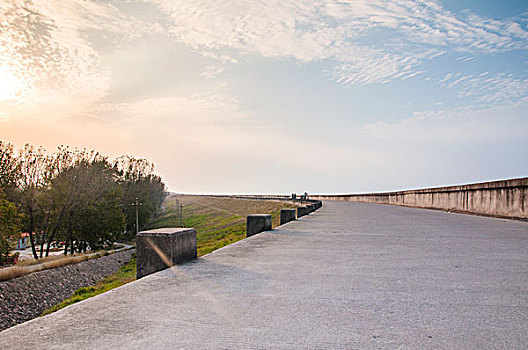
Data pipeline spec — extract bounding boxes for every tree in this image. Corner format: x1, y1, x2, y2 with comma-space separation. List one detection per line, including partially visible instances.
43, 150, 115, 256
75, 187, 126, 251
4, 141, 167, 258
0, 141, 19, 201
115, 156, 167, 235
17, 144, 51, 259
0, 190, 21, 264
55, 160, 126, 254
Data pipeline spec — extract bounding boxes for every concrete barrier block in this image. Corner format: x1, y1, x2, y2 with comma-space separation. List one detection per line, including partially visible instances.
136, 228, 197, 279
297, 206, 308, 217
247, 214, 272, 237
280, 209, 296, 225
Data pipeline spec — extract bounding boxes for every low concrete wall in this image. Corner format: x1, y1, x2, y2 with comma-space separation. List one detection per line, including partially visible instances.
136, 228, 197, 279
280, 209, 296, 225
312, 177, 528, 219
247, 215, 272, 237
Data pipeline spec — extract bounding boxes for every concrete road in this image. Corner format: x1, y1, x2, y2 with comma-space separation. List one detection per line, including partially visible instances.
1, 201, 527, 349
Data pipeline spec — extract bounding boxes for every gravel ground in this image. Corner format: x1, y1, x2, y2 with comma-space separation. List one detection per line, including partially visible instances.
0, 249, 135, 331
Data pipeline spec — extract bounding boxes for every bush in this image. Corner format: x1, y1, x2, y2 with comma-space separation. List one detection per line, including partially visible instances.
0, 193, 20, 265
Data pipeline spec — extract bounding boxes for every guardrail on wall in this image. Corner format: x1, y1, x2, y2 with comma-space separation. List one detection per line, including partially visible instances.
311, 177, 528, 220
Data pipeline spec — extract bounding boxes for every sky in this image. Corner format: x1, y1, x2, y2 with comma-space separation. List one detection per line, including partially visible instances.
0, 0, 527, 194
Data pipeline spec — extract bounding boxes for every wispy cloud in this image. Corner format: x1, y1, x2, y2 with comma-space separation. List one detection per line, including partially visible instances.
201, 65, 224, 80
0, 0, 145, 109
147, 0, 528, 87
95, 94, 251, 126
438, 72, 528, 106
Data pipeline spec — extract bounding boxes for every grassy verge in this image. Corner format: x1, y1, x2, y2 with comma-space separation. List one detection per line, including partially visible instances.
150, 195, 297, 256
41, 256, 136, 316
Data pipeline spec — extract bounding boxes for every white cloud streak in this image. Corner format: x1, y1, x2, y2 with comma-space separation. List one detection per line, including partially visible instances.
95, 94, 250, 126
201, 65, 224, 80
439, 72, 528, 105
146, 0, 528, 87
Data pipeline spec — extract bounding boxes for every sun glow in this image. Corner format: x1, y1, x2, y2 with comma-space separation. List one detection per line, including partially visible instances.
0, 64, 25, 103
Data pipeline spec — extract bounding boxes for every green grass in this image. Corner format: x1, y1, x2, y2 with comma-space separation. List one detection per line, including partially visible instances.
41, 256, 136, 316
150, 205, 184, 227
151, 195, 297, 257
196, 221, 246, 256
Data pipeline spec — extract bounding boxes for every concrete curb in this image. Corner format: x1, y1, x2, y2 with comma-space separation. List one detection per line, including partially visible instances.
136, 228, 197, 279
297, 206, 309, 217
280, 209, 296, 225
246, 214, 272, 237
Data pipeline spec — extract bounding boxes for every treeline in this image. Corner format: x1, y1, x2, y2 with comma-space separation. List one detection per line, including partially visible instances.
0, 141, 167, 262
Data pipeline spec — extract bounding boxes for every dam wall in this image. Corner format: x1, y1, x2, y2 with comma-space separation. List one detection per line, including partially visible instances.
312, 177, 528, 219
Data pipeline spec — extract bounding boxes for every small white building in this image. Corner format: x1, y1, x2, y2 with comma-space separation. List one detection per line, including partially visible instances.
16, 232, 29, 250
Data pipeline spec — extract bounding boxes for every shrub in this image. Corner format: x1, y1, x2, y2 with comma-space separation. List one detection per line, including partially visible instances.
0, 193, 21, 265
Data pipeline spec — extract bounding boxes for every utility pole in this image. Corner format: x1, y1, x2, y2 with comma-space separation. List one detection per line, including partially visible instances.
180, 202, 183, 227
132, 197, 142, 235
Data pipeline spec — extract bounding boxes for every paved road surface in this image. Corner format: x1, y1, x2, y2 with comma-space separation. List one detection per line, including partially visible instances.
1, 201, 527, 349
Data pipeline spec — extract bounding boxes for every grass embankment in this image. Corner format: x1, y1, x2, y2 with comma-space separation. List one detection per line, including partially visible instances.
42, 257, 136, 315
41, 195, 296, 315
151, 195, 297, 256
